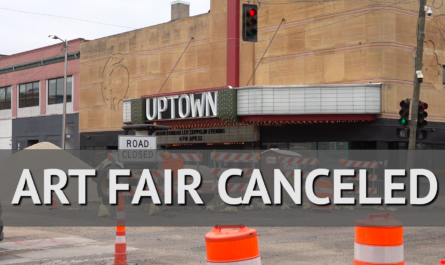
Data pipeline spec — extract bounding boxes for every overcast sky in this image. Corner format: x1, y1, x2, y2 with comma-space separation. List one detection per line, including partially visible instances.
0, 0, 211, 55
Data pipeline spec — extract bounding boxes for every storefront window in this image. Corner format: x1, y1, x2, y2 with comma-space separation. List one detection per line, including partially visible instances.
289, 142, 317, 150
261, 143, 288, 150
318, 142, 348, 150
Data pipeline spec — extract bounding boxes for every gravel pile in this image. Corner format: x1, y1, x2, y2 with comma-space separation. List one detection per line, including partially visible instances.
24, 142, 61, 150
0, 142, 99, 206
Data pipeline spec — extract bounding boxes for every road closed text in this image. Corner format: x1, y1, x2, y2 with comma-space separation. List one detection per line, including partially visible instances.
11, 168, 438, 206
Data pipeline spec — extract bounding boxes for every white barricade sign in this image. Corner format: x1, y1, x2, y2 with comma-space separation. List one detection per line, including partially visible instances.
118, 135, 157, 162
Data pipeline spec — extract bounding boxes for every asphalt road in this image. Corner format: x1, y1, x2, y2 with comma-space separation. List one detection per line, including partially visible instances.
0, 225, 444, 264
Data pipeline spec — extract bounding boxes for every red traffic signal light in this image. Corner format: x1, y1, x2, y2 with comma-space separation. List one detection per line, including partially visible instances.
242, 4, 258, 42
418, 101, 428, 128
247, 8, 257, 18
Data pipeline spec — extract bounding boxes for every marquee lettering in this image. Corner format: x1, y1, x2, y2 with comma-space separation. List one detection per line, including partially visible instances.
146, 92, 218, 121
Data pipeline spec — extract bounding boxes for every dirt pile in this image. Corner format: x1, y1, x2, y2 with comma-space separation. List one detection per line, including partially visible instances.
0, 142, 99, 205
24, 142, 60, 150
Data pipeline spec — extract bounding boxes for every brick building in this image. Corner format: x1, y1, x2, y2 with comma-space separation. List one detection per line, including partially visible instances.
0, 38, 84, 149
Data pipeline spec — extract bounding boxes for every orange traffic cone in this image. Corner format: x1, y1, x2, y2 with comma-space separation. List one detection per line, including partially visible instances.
50, 193, 57, 209
110, 192, 136, 265
114, 192, 127, 265
205, 224, 261, 264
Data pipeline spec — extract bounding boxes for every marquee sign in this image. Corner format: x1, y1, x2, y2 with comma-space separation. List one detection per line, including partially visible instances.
155, 126, 259, 144
123, 89, 238, 124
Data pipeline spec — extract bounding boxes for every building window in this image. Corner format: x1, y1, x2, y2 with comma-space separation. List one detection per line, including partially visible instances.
0, 86, 11, 110
19, 81, 39, 108
48, 76, 72, 105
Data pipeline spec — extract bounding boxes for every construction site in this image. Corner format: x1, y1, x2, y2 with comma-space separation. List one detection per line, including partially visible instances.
0, 141, 444, 264
1, 0, 445, 263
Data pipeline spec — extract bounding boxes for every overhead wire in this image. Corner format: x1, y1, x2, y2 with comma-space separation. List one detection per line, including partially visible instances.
157, 37, 194, 94
0, 0, 427, 60
116, 0, 419, 57
0, 7, 136, 30
247, 18, 286, 86
0, 0, 421, 42
432, 0, 444, 9
21, 48, 65, 84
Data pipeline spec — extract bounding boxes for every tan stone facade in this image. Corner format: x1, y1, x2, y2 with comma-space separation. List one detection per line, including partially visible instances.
79, 0, 445, 133
80, 0, 228, 132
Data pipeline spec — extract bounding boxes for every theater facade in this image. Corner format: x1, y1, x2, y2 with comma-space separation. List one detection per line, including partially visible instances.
79, 0, 445, 151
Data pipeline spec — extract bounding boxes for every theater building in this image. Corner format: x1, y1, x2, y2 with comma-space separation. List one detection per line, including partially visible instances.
0, 39, 84, 149
79, 0, 445, 151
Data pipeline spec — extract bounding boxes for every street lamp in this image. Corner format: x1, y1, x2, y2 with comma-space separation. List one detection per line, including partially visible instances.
48, 35, 68, 150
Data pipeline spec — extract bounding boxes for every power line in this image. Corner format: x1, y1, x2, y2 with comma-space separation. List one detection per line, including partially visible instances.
105, 0, 417, 58
247, 18, 285, 86
157, 37, 194, 94
0, 7, 136, 30
432, 0, 444, 8
0, 0, 418, 42
22, 49, 64, 84
0, 0, 418, 61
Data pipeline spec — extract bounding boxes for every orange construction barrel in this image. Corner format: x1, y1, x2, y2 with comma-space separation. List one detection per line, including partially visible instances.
354, 213, 404, 265
205, 224, 261, 264
312, 179, 334, 211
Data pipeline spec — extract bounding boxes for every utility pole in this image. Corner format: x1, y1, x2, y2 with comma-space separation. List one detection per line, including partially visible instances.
49, 35, 68, 150
61, 39, 68, 150
406, 0, 427, 193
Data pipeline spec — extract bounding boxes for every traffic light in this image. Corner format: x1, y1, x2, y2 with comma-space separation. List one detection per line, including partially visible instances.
399, 99, 410, 126
242, 4, 258, 42
417, 101, 428, 128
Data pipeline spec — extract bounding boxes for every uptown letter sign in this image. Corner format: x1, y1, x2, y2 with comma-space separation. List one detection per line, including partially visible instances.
123, 89, 238, 124
146, 92, 218, 121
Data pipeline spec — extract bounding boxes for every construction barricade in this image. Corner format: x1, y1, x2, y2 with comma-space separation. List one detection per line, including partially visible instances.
312, 179, 334, 211
205, 224, 261, 265
279, 156, 319, 209
340, 159, 382, 200
354, 213, 404, 265
108, 151, 205, 209
210, 152, 258, 209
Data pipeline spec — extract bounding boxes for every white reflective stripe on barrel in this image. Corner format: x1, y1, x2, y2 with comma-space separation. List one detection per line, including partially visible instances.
207, 257, 261, 265
354, 243, 404, 264
117, 211, 125, 220
116, 235, 126, 243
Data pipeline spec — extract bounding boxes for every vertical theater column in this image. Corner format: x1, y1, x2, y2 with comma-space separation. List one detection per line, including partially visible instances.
227, 0, 240, 87
354, 213, 404, 265
205, 224, 261, 264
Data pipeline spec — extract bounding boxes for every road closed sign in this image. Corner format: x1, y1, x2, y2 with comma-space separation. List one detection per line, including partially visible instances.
118, 135, 157, 162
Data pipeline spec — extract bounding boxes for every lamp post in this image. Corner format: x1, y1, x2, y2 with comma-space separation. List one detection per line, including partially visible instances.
48, 35, 68, 150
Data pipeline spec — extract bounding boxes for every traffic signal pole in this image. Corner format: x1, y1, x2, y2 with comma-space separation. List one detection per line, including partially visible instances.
406, 0, 427, 194
408, 0, 427, 151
